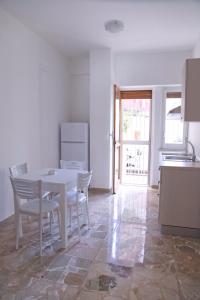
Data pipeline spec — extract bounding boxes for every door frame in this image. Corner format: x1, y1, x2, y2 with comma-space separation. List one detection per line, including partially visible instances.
113, 88, 152, 188
112, 85, 121, 194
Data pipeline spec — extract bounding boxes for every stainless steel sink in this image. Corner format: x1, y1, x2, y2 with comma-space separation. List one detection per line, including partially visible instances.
163, 154, 193, 162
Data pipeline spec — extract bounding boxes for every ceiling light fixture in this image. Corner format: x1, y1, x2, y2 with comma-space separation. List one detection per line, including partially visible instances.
104, 19, 124, 33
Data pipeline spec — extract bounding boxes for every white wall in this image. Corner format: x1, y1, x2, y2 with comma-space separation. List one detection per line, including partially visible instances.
69, 49, 192, 188
188, 38, 200, 157
69, 53, 113, 189
193, 38, 200, 58
114, 50, 192, 86
69, 56, 90, 123
150, 87, 163, 185
0, 8, 69, 221
90, 49, 112, 189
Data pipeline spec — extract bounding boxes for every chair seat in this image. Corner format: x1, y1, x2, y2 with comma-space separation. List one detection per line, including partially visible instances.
20, 199, 59, 215
67, 190, 86, 206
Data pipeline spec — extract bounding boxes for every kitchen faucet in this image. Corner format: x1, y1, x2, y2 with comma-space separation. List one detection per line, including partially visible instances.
185, 138, 196, 162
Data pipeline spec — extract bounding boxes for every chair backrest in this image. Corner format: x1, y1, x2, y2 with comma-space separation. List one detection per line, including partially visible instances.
60, 160, 85, 170
10, 177, 42, 209
9, 163, 28, 177
77, 171, 92, 193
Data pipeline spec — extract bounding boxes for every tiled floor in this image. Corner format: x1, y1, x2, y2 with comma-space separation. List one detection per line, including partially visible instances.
0, 186, 200, 299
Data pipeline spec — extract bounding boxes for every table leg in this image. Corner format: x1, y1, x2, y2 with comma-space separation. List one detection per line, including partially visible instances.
59, 184, 68, 248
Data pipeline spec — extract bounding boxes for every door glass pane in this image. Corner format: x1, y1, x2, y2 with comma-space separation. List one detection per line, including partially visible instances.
122, 99, 150, 141
122, 144, 149, 185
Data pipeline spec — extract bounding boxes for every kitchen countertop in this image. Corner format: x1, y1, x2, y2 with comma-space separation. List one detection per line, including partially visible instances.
160, 159, 200, 169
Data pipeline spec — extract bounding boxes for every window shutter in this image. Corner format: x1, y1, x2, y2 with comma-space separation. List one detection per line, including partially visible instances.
120, 90, 152, 99
166, 92, 181, 98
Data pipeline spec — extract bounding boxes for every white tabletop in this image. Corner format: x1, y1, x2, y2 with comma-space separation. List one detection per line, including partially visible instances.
17, 168, 84, 187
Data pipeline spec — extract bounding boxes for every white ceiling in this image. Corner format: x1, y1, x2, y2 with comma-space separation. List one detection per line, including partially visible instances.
1, 0, 200, 57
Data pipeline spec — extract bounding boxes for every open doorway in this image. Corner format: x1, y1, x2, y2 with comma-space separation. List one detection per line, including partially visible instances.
113, 88, 152, 193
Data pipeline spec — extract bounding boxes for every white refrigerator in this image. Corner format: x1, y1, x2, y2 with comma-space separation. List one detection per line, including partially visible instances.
60, 122, 89, 170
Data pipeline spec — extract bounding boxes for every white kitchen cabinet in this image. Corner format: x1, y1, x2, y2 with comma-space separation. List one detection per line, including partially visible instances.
159, 166, 200, 230
183, 58, 200, 122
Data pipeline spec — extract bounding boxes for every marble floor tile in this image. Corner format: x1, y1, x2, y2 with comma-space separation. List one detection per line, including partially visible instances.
90, 231, 108, 239
83, 262, 132, 299
85, 274, 117, 291
64, 270, 87, 286
48, 253, 71, 269
0, 186, 200, 299
76, 291, 102, 300
67, 242, 99, 260
69, 257, 92, 270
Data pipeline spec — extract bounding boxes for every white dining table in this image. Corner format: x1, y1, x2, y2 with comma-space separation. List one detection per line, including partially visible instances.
17, 168, 83, 248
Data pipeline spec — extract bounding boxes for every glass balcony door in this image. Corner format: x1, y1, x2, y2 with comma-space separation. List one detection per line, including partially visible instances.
120, 97, 151, 185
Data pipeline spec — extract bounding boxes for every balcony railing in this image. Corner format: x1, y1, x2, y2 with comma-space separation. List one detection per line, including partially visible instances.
122, 144, 149, 184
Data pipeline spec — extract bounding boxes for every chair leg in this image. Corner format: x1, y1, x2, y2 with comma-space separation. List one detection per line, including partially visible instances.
19, 214, 23, 238
76, 204, 81, 238
85, 201, 90, 227
50, 211, 53, 234
80, 202, 84, 215
39, 215, 43, 256
57, 209, 61, 237
15, 212, 20, 250
69, 207, 72, 228
51, 211, 55, 223
48, 193, 55, 223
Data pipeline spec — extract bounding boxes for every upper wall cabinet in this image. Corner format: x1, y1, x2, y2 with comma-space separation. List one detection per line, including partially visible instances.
183, 58, 200, 122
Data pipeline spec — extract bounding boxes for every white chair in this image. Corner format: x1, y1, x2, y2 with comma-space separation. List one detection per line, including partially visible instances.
9, 163, 54, 222
60, 160, 85, 170
60, 160, 85, 198
10, 177, 61, 256
67, 171, 92, 237
9, 163, 28, 177
9, 163, 50, 198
